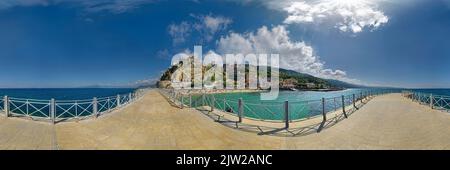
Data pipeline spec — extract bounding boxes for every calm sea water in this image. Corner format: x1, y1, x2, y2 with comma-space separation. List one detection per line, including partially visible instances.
410, 89, 450, 96
188, 88, 402, 121
1, 88, 448, 120
188, 88, 450, 121
0, 88, 136, 100
210, 88, 389, 103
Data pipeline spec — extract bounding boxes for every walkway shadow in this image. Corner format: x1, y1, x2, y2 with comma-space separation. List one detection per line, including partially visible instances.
195, 102, 367, 137
158, 91, 183, 109
167, 93, 376, 137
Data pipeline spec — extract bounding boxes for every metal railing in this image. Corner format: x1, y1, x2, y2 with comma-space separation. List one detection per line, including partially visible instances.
1, 88, 149, 123
160, 89, 397, 131
403, 91, 450, 112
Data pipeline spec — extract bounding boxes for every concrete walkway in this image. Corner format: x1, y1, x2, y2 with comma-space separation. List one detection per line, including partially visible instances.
0, 90, 449, 149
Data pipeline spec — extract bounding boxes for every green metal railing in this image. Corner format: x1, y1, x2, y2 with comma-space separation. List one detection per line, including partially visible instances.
160, 89, 396, 131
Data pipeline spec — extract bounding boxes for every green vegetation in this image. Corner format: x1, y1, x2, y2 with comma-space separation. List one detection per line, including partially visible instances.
158, 60, 362, 90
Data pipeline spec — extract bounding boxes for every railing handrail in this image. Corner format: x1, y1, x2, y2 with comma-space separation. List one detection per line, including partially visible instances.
159, 88, 396, 131
1, 88, 150, 123
402, 90, 450, 112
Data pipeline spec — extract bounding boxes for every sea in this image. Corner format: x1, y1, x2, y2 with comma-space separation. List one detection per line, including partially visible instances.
0, 88, 448, 120
0, 88, 136, 100
187, 88, 450, 121
1, 88, 448, 101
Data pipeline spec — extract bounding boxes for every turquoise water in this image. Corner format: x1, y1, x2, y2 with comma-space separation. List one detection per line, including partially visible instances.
185, 88, 399, 121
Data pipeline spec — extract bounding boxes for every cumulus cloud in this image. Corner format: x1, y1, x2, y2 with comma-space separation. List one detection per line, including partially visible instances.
168, 14, 232, 45
0, 0, 156, 13
192, 14, 232, 42
283, 0, 389, 33
230, 0, 389, 34
168, 21, 191, 44
216, 25, 350, 80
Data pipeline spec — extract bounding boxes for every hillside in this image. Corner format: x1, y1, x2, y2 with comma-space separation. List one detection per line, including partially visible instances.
157, 61, 362, 90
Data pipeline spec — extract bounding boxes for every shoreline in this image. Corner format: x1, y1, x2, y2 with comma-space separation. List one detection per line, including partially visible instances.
165, 88, 346, 95
167, 89, 267, 95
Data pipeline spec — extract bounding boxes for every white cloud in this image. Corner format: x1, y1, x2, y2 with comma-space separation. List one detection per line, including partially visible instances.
232, 0, 389, 34
217, 25, 352, 81
168, 14, 232, 45
283, 0, 389, 33
192, 14, 232, 41
168, 21, 191, 44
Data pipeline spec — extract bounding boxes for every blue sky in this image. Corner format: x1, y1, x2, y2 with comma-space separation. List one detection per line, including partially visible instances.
0, 0, 449, 88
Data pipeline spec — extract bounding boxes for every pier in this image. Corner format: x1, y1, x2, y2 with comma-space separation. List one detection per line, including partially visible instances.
0, 90, 449, 149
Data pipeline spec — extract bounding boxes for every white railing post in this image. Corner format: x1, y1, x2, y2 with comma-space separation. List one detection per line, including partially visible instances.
418, 93, 421, 104
202, 94, 205, 106
284, 100, 289, 129
50, 98, 55, 124
342, 95, 347, 118
107, 97, 111, 112
93, 97, 98, 118
189, 94, 192, 107
238, 98, 243, 123
4, 96, 9, 117
322, 98, 326, 122
117, 94, 121, 108
430, 94, 434, 109
223, 98, 226, 111
353, 94, 356, 109
211, 95, 215, 112
128, 93, 132, 103
180, 95, 184, 109
318, 97, 326, 133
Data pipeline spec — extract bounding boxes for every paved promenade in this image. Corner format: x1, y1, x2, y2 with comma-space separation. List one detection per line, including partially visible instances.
0, 90, 449, 149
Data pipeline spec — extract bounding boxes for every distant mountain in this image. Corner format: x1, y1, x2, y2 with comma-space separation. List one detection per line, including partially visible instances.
325, 79, 365, 88
279, 68, 364, 89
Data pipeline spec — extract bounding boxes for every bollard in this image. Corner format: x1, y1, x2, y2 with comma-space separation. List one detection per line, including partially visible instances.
430, 94, 433, 109
117, 95, 121, 107
238, 98, 243, 123
342, 95, 347, 118
50, 98, 55, 124
284, 101, 289, 129
4, 96, 9, 117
